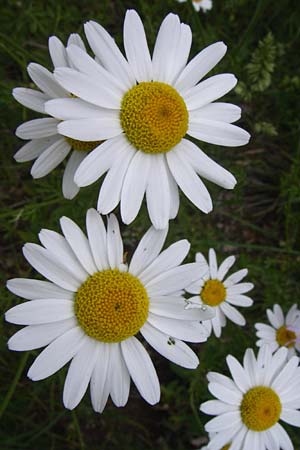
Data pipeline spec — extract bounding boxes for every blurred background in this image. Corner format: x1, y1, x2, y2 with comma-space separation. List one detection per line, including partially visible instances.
1, 0, 300, 448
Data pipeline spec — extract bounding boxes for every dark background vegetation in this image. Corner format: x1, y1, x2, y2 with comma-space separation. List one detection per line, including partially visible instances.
1, 0, 300, 448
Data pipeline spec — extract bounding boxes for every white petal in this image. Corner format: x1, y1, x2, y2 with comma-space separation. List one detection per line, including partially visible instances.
13, 87, 48, 113
200, 400, 236, 415
281, 408, 300, 426
6, 278, 73, 300
60, 216, 97, 275
188, 119, 250, 147
272, 423, 293, 450
208, 382, 242, 404
272, 356, 299, 392
31, 138, 71, 178
5, 299, 74, 325
63, 338, 99, 410
207, 371, 239, 390
108, 343, 131, 407
54, 67, 121, 109
74, 137, 120, 187
208, 248, 218, 279
263, 347, 289, 385
226, 355, 251, 393
267, 305, 284, 329
62, 150, 86, 200
221, 302, 246, 326
48, 36, 68, 68
141, 322, 199, 368
14, 137, 58, 163
206, 424, 241, 450
226, 294, 253, 307
205, 411, 241, 432
45, 97, 114, 120
16, 118, 59, 140
23, 243, 81, 291
97, 138, 135, 214
175, 42, 227, 93
58, 117, 122, 142
147, 313, 208, 342
121, 337, 160, 405
146, 155, 170, 230
123, 10, 152, 82
183, 74, 237, 112
86, 208, 109, 271
28, 63, 67, 98
84, 20, 135, 90
179, 139, 236, 189
172, 23, 192, 84
90, 342, 110, 413
139, 239, 190, 285
149, 296, 214, 321
224, 269, 248, 287
27, 326, 85, 380
217, 255, 236, 280
189, 102, 241, 124
167, 144, 212, 213
106, 214, 123, 269
121, 150, 151, 225
226, 283, 254, 295
166, 166, 180, 219
146, 263, 207, 296
8, 318, 77, 351
67, 33, 86, 51
129, 226, 168, 276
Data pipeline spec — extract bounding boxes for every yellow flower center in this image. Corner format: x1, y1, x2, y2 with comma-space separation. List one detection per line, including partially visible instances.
200, 279, 226, 306
276, 325, 296, 348
240, 386, 282, 431
120, 81, 188, 154
65, 137, 103, 152
221, 445, 231, 450
74, 269, 149, 343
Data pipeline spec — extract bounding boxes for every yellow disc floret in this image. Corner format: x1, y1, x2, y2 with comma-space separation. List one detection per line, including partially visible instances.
200, 279, 226, 306
120, 81, 188, 154
65, 137, 103, 152
240, 386, 281, 431
74, 269, 149, 343
276, 326, 296, 348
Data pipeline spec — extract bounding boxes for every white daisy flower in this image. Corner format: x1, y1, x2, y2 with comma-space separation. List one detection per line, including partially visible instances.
5, 209, 213, 412
13, 34, 103, 200
255, 304, 300, 358
177, 0, 213, 13
200, 345, 300, 450
45, 10, 250, 229
185, 248, 254, 337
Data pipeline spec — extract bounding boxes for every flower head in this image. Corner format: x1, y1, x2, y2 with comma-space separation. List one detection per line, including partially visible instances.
13, 34, 102, 200
185, 248, 254, 337
177, 0, 213, 13
46, 10, 250, 229
5, 209, 213, 411
255, 304, 300, 358
200, 345, 300, 450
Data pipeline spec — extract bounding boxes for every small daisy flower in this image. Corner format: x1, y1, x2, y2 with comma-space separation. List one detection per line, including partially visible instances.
255, 304, 300, 358
13, 34, 103, 200
200, 345, 300, 450
5, 209, 213, 412
185, 248, 254, 337
45, 10, 250, 229
177, 0, 213, 13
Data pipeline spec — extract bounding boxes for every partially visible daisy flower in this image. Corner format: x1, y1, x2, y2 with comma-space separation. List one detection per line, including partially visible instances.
13, 34, 103, 200
177, 0, 213, 13
45, 10, 250, 229
200, 345, 300, 450
185, 248, 254, 337
5, 209, 213, 412
255, 304, 300, 358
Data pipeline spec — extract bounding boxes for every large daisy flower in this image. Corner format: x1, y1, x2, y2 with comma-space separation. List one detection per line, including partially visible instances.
45, 10, 250, 229
200, 345, 300, 450
185, 248, 254, 337
255, 304, 300, 358
5, 209, 213, 411
177, 0, 213, 13
13, 34, 103, 200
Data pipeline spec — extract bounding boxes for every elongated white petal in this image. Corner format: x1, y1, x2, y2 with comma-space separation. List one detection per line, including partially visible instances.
23, 243, 80, 291
226, 294, 253, 307
106, 214, 123, 269
67, 33, 86, 51
6, 278, 73, 300
147, 313, 207, 342
31, 138, 71, 178
14, 137, 57, 162
28, 63, 67, 98
16, 118, 59, 140
146, 155, 170, 229
149, 296, 214, 321
221, 302, 246, 326
208, 382, 242, 404
62, 150, 86, 200
5, 299, 74, 325
13, 87, 48, 113
272, 356, 299, 392
63, 338, 99, 410
175, 42, 227, 93
188, 119, 250, 147
129, 226, 168, 276
226, 355, 251, 393
58, 117, 122, 142
267, 304, 284, 329
224, 269, 248, 287
86, 208, 109, 271
141, 322, 199, 368
121, 337, 160, 405
167, 144, 213, 213
166, 166, 180, 219
45, 97, 114, 120
208, 248, 218, 279
60, 216, 97, 275
200, 400, 236, 415
281, 408, 300, 426
108, 343, 130, 407
123, 10, 152, 82
189, 102, 241, 124
48, 36, 68, 68
27, 326, 85, 380
217, 255, 236, 280
205, 411, 241, 432
90, 342, 111, 412
8, 318, 77, 351
227, 283, 254, 295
